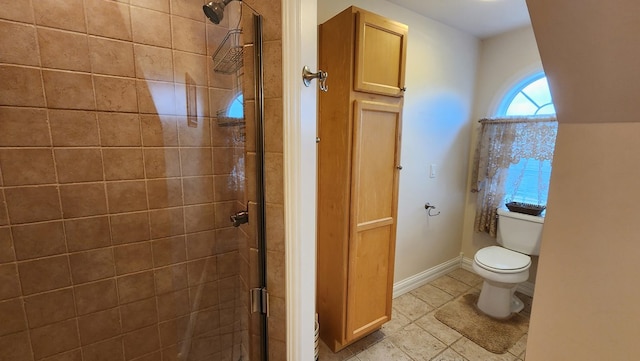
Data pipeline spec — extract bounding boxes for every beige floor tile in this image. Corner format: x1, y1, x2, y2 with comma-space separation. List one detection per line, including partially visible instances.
431, 348, 469, 361
388, 323, 447, 360
381, 307, 411, 336
430, 276, 473, 297
447, 268, 483, 286
508, 334, 527, 357
414, 312, 463, 346
392, 292, 433, 321
411, 284, 454, 308
318, 339, 355, 361
451, 338, 518, 361
355, 338, 413, 361
347, 330, 385, 355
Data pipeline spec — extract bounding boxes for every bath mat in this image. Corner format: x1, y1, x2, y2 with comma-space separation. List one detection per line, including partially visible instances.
434, 293, 528, 354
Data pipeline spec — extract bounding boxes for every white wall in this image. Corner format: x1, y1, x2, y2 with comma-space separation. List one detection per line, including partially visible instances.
318, 1, 479, 282
461, 26, 543, 264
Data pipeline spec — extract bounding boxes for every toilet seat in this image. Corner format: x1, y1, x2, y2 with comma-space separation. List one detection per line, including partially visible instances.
474, 246, 531, 274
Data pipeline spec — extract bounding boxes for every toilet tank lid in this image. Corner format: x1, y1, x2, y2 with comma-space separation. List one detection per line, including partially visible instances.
475, 246, 531, 272
497, 208, 544, 223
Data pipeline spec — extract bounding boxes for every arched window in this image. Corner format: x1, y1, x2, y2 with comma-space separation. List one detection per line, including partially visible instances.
500, 74, 556, 207
227, 93, 244, 118
499, 74, 555, 117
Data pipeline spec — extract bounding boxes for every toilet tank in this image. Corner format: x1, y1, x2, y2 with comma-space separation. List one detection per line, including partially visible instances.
496, 208, 544, 256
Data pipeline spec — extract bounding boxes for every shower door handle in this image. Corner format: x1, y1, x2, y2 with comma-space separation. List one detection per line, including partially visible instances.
230, 210, 249, 227
302, 66, 328, 92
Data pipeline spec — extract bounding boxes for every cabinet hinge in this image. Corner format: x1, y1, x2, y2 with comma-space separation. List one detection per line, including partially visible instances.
251, 287, 269, 316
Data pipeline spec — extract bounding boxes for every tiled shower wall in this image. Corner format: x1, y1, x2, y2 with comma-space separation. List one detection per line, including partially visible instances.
0, 0, 285, 360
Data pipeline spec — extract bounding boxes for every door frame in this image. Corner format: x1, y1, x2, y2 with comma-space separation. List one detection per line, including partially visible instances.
282, 0, 318, 359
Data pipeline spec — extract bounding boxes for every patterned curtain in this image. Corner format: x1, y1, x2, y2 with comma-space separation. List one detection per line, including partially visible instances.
471, 117, 557, 236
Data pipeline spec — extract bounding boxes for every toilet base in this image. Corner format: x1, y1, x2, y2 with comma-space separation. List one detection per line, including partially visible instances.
476, 279, 524, 319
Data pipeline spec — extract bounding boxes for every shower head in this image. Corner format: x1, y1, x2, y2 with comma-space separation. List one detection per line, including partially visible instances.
203, 0, 236, 24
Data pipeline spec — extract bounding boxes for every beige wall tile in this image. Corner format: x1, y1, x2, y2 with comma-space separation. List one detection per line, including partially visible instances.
106, 180, 148, 213
151, 236, 186, 267
185, 230, 216, 260
130, 0, 170, 13
85, 0, 132, 41
183, 176, 214, 205
30, 319, 80, 359
43, 70, 95, 110
18, 255, 71, 295
69, 248, 115, 284
114, 242, 153, 275
149, 207, 185, 239
177, 84, 210, 118
0, 21, 39, 66
134, 44, 174, 82
0, 297, 27, 336
0, 193, 7, 227
12, 221, 66, 260
263, 40, 283, 99
0, 65, 45, 107
44, 350, 83, 361
170, 0, 205, 21
178, 117, 211, 147
110, 211, 150, 245
157, 289, 190, 322
266, 203, 284, 252
213, 201, 235, 229
4, 186, 62, 224
38, 27, 91, 72
180, 148, 213, 176
77, 308, 121, 345
34, 0, 86, 32
0, 227, 14, 263
49, 110, 100, 146
264, 98, 284, 152
55, 148, 104, 183
207, 88, 233, 119
143, 148, 181, 179
154, 263, 187, 294
82, 337, 125, 361
117, 270, 155, 303
147, 178, 183, 209
24, 288, 75, 329
213, 174, 239, 202
184, 204, 215, 233
0, 149, 56, 186
265, 152, 283, 204
120, 297, 157, 332
171, 16, 207, 55
98, 113, 142, 146
60, 183, 108, 218
65, 216, 112, 252
216, 251, 239, 279
137, 80, 177, 115
0, 263, 21, 300
94, 75, 138, 112
266, 250, 284, 298
173, 51, 208, 86
131, 7, 171, 48
89, 36, 135, 77
0, 107, 50, 147
141, 115, 179, 147
103, 148, 145, 180
123, 325, 161, 360
74, 278, 118, 315
212, 147, 240, 175
215, 227, 243, 254
0, 0, 34, 23
186, 258, 217, 286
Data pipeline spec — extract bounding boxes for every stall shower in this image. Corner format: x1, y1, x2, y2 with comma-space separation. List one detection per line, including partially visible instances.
0, 0, 279, 360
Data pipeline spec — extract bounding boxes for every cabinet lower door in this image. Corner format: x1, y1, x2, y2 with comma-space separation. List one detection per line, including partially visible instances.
346, 100, 402, 341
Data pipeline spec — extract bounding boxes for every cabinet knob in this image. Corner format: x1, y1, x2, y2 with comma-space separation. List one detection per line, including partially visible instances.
401, 87, 407, 92
396, 165, 403, 170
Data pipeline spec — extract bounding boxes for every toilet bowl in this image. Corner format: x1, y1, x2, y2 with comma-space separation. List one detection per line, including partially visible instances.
472, 209, 543, 319
472, 246, 530, 318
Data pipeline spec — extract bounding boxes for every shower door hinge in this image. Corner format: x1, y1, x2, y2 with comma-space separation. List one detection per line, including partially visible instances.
251, 287, 269, 316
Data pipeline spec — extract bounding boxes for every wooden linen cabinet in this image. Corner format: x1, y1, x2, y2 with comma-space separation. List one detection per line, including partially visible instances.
316, 6, 408, 352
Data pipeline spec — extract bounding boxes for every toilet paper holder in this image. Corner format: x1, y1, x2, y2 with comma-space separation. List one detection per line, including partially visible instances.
425, 203, 441, 217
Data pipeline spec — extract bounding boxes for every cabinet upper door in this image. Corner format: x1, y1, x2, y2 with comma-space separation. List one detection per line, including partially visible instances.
354, 10, 408, 97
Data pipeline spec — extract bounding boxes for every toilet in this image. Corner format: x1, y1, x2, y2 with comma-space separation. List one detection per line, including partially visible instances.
472, 208, 544, 319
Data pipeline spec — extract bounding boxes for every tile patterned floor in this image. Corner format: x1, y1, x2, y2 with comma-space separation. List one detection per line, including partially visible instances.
318, 268, 532, 361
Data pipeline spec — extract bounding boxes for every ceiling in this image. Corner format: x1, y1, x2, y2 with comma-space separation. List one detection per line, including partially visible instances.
387, 0, 532, 39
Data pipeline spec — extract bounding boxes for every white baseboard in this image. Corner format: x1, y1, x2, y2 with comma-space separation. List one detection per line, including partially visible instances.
393, 255, 462, 299
462, 256, 535, 297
